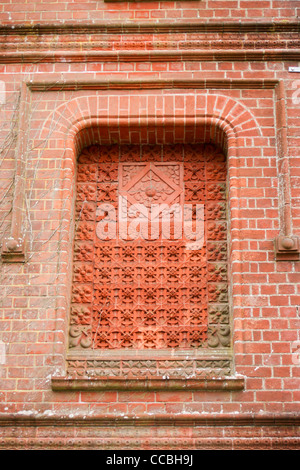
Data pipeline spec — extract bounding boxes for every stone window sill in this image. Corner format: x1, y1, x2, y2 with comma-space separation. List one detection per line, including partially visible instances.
51, 376, 244, 392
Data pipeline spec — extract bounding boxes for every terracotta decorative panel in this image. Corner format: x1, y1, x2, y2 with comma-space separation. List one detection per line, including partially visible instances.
69, 144, 229, 354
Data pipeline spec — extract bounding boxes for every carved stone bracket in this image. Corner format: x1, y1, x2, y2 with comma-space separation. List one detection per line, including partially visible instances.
0, 22, 299, 63
1, 237, 26, 263
274, 235, 300, 261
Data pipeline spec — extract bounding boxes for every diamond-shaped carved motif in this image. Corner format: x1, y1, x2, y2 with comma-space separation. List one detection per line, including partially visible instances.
119, 162, 183, 212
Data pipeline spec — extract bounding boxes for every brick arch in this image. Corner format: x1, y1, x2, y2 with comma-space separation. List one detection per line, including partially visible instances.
38, 92, 261, 165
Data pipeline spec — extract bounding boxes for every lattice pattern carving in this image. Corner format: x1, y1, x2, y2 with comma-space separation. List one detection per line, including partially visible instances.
70, 144, 229, 351
66, 358, 232, 378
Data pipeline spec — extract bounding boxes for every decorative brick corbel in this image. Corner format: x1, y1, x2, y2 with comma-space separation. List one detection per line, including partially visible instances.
275, 235, 300, 261
1, 83, 30, 263
274, 81, 300, 261
1, 237, 26, 263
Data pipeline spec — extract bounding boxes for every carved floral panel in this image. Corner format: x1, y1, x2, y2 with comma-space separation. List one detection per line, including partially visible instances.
69, 144, 229, 351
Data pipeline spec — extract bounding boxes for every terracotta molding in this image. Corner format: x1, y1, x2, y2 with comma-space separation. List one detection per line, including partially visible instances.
0, 49, 299, 64
0, 437, 299, 450
274, 81, 300, 261
1, 413, 298, 448
0, 22, 299, 35
28, 78, 279, 92
51, 376, 245, 392
0, 413, 298, 427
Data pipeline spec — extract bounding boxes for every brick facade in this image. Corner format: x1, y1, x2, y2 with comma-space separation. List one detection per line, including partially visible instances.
0, 0, 299, 449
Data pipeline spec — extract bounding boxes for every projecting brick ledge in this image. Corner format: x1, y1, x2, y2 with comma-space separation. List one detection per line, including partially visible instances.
51, 376, 245, 392
0, 413, 298, 449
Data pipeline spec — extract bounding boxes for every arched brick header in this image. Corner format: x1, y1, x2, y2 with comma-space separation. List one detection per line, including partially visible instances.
39, 92, 262, 159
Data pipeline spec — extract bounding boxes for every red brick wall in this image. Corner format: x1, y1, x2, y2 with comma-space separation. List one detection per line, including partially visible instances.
0, 0, 298, 24
0, 0, 299, 450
